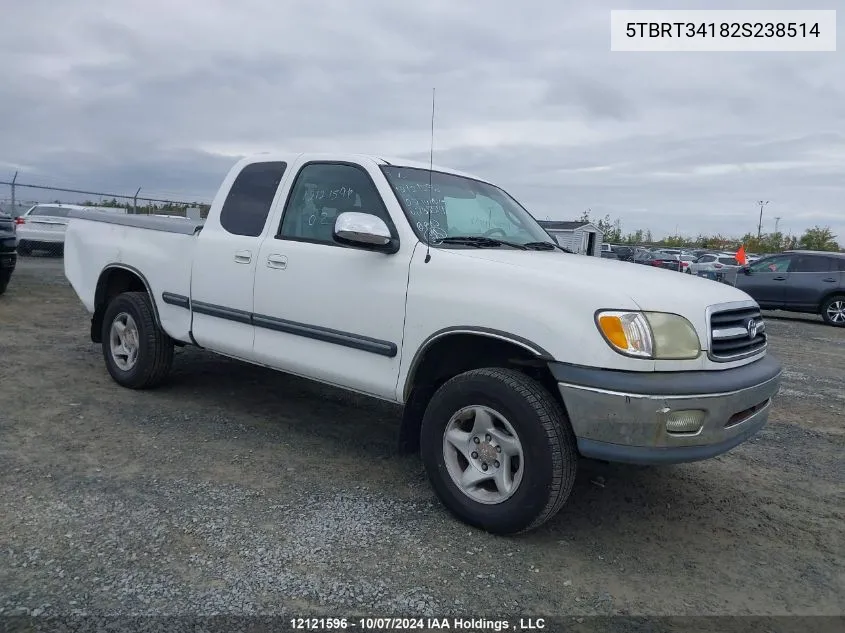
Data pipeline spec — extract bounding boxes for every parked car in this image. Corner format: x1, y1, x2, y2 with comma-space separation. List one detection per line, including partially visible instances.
16, 203, 128, 255
735, 250, 845, 327
609, 244, 634, 261
600, 250, 619, 260
678, 251, 699, 274
62, 152, 782, 534
602, 243, 634, 261
0, 211, 17, 295
634, 249, 682, 272
688, 253, 740, 275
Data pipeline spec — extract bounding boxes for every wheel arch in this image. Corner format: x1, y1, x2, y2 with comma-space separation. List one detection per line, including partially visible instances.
92, 264, 161, 343
820, 290, 845, 324
398, 327, 563, 454
820, 289, 845, 309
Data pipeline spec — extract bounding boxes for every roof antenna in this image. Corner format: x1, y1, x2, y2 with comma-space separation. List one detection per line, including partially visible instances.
424, 87, 436, 263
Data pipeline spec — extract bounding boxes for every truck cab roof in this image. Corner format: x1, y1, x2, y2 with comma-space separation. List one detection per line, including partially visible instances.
236, 152, 483, 182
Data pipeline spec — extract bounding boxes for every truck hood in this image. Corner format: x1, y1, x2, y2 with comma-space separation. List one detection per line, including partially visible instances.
446, 248, 755, 313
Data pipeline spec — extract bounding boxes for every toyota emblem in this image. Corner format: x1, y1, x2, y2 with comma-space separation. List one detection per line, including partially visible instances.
746, 319, 759, 339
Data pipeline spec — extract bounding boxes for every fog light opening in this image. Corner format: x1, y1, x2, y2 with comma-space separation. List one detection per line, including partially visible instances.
664, 409, 705, 434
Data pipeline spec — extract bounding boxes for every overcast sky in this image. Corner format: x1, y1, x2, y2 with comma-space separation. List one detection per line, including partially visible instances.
2, 0, 843, 241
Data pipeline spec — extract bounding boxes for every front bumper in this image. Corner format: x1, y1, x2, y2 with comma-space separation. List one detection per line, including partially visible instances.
550, 354, 782, 465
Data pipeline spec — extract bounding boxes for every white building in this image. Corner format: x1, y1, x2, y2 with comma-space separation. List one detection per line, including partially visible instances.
538, 220, 604, 256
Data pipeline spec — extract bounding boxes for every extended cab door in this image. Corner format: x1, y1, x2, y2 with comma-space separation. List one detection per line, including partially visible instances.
251, 159, 413, 400
189, 161, 288, 358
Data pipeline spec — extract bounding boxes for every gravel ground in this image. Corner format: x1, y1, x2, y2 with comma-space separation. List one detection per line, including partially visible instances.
0, 256, 843, 620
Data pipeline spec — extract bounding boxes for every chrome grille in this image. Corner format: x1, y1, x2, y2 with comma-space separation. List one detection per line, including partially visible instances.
708, 305, 767, 362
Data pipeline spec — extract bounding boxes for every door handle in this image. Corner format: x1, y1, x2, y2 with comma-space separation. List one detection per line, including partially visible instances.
823, 277, 836, 283
773, 276, 786, 281
234, 250, 252, 264
267, 254, 287, 269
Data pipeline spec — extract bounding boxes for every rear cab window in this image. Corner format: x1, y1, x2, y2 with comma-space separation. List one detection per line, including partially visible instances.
219, 161, 287, 237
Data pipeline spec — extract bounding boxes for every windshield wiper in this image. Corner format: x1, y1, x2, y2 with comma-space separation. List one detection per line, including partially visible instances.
524, 241, 574, 253
436, 236, 528, 250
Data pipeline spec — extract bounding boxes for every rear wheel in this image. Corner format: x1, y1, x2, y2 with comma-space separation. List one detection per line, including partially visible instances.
0, 270, 10, 295
420, 367, 578, 535
821, 294, 845, 327
17, 241, 32, 256
101, 291, 174, 388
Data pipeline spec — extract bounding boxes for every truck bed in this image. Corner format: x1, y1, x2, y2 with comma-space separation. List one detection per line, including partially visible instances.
67, 208, 204, 235
64, 209, 201, 344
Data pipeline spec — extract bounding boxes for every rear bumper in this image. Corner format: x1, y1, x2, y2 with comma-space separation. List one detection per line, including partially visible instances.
550, 355, 782, 465
17, 234, 66, 244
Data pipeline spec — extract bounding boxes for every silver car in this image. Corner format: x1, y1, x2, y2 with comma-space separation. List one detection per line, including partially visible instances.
687, 252, 740, 275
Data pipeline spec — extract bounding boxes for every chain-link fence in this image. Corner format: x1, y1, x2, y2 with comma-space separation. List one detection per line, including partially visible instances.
1, 178, 211, 259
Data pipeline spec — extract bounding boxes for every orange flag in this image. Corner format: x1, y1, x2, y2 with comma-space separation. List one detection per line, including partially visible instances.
736, 245, 747, 265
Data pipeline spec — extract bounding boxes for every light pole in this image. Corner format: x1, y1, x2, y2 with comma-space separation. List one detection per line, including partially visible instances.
756, 200, 769, 238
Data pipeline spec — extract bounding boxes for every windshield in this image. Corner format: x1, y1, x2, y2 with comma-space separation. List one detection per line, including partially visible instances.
381, 165, 552, 246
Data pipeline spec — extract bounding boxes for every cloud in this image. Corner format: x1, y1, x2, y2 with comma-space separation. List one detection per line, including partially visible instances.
1, 0, 844, 242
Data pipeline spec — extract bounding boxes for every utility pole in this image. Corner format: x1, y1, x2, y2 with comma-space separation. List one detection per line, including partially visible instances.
10, 171, 17, 210
133, 187, 141, 214
756, 200, 769, 238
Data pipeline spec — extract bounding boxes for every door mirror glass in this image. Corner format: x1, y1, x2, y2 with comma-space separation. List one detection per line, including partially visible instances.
334, 211, 397, 252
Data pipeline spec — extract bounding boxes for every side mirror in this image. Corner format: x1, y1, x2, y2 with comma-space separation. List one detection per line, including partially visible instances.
333, 211, 398, 253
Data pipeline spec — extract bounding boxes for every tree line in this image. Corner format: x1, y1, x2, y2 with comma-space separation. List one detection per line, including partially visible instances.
579, 210, 841, 253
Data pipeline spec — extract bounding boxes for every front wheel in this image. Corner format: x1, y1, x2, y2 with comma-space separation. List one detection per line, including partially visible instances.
101, 291, 174, 388
821, 294, 845, 327
420, 367, 578, 535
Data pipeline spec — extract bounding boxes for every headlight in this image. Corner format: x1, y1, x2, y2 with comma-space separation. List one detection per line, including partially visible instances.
595, 310, 701, 360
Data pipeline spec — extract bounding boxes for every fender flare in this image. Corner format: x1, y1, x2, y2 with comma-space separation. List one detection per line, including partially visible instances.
92, 263, 163, 341
401, 325, 554, 401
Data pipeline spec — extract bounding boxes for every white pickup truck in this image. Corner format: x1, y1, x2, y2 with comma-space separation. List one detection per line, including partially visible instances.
64, 153, 783, 534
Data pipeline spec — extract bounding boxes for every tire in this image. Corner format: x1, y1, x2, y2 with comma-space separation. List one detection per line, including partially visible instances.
820, 294, 845, 327
420, 367, 578, 535
17, 241, 32, 256
101, 291, 174, 389
0, 272, 9, 295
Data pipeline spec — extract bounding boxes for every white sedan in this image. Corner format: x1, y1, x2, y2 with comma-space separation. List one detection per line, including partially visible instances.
16, 203, 126, 255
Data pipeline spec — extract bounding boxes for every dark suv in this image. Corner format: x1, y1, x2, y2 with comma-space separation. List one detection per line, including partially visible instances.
734, 250, 845, 326
0, 211, 17, 295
